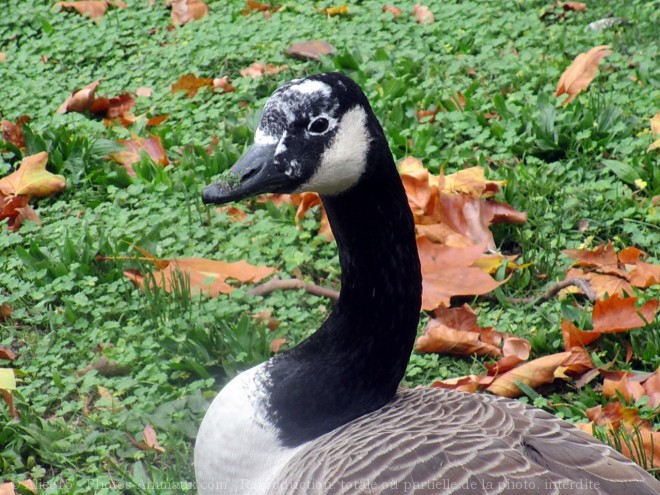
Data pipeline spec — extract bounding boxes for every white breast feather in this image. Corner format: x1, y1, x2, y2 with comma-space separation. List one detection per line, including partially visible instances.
194, 364, 304, 494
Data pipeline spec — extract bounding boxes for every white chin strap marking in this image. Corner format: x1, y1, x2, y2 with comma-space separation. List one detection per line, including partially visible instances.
302, 106, 370, 196
255, 128, 277, 145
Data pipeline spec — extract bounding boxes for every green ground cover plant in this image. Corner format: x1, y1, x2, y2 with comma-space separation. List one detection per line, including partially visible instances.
1, 0, 659, 493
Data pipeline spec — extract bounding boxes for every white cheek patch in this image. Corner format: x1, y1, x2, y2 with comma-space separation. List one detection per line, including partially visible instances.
301, 106, 370, 195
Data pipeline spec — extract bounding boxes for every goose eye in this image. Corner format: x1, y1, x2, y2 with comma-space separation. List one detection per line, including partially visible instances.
307, 117, 330, 134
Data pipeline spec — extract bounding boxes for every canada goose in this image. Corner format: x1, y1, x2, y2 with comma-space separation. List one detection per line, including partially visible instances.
196, 73, 660, 495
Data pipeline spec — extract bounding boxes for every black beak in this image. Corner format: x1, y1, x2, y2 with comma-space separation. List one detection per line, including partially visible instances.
202, 143, 285, 205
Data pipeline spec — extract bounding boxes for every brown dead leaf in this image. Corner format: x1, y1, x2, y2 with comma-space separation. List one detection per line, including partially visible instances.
125, 257, 275, 297
270, 338, 287, 353
440, 167, 505, 198
383, 5, 402, 17
127, 424, 166, 453
417, 237, 509, 310
0, 304, 11, 322
240, 62, 289, 78
0, 480, 37, 495
136, 86, 153, 97
1, 116, 30, 150
0, 345, 16, 361
431, 374, 493, 393
561, 318, 601, 349
90, 93, 135, 118
413, 3, 434, 24
213, 76, 237, 93
562, 243, 660, 298
286, 40, 335, 61
110, 135, 169, 176
171, 73, 214, 98
601, 371, 647, 404
559, 1, 587, 12
252, 309, 280, 331
0, 52, 6, 63
0, 152, 66, 198
171, 0, 208, 25
591, 294, 658, 333
487, 348, 593, 398
56, 1, 124, 19
320, 6, 349, 16
77, 356, 131, 377
56, 79, 102, 114
242, 0, 281, 15
555, 45, 612, 105
648, 112, 660, 151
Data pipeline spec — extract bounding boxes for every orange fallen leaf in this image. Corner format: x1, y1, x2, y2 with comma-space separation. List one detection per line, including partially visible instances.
559, 1, 587, 12
0, 304, 11, 322
241, 0, 281, 15
286, 40, 335, 61
136, 86, 153, 97
56, 1, 125, 19
125, 257, 275, 297
1, 116, 30, 150
0, 346, 16, 361
647, 111, 660, 152
0, 480, 37, 495
90, 93, 135, 118
431, 375, 493, 393
213, 76, 237, 93
270, 338, 286, 353
592, 294, 658, 333
0, 52, 6, 63
0, 152, 66, 198
383, 5, 402, 17
142, 424, 165, 453
240, 62, 289, 78
413, 3, 434, 24
601, 370, 648, 405
171, 0, 208, 25
561, 318, 601, 349
110, 135, 169, 176
56, 79, 102, 114
486, 348, 593, 398
172, 73, 214, 98
555, 45, 612, 105
320, 6, 348, 16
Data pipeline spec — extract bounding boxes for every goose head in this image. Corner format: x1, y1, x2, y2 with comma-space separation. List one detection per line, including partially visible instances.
202, 73, 380, 205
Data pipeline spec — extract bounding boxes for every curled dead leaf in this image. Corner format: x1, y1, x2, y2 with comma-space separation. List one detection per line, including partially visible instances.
1, 115, 30, 150
0, 152, 66, 198
383, 5, 402, 17
555, 45, 612, 105
413, 3, 434, 24
592, 294, 658, 333
286, 40, 335, 61
56, 79, 101, 114
171, 0, 208, 25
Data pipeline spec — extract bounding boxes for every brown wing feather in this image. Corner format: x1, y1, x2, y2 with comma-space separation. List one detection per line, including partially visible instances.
268, 388, 660, 495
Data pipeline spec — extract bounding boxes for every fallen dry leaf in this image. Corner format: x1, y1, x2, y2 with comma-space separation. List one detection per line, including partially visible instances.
0, 480, 37, 495
56, 79, 102, 114
77, 356, 131, 377
383, 5, 402, 17
136, 86, 153, 97
110, 135, 169, 175
127, 424, 165, 453
171, 0, 208, 25
0, 304, 11, 322
270, 338, 287, 353
125, 257, 275, 297
0, 345, 16, 361
0, 52, 6, 63
418, 238, 508, 310
431, 375, 493, 393
1, 116, 30, 150
240, 62, 289, 78
555, 45, 612, 105
172, 73, 214, 98
562, 243, 660, 298
413, 3, 434, 24
213, 76, 237, 93
319, 6, 349, 16
56, 1, 126, 19
90, 93, 135, 118
241, 0, 281, 15
591, 294, 658, 333
286, 40, 335, 61
647, 111, 660, 152
416, 305, 531, 374
486, 347, 593, 398
0, 152, 66, 198
559, 1, 587, 12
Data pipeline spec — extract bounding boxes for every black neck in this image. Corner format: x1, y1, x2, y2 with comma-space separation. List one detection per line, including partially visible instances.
264, 141, 422, 447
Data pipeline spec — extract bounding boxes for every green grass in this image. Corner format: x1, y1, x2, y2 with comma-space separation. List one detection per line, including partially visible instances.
1, 0, 659, 491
